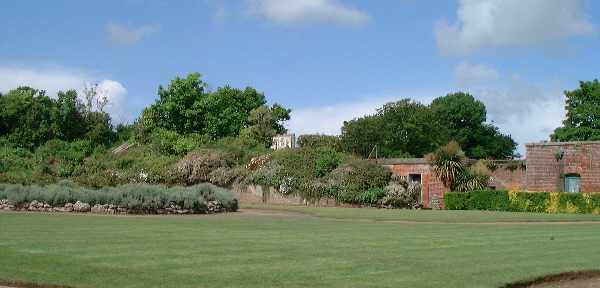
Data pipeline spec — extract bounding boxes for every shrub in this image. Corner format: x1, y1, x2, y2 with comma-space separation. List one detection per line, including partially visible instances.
177, 149, 233, 184
326, 159, 391, 204
0, 182, 238, 213
382, 179, 421, 208
445, 190, 600, 214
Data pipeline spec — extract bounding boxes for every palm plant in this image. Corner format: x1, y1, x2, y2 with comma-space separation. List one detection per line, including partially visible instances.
426, 141, 466, 190
427, 141, 490, 192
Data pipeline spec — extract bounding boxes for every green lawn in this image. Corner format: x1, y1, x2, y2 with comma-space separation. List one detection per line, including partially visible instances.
1, 208, 600, 288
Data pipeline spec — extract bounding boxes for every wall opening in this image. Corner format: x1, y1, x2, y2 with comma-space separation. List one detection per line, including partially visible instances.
564, 174, 581, 193
408, 173, 422, 184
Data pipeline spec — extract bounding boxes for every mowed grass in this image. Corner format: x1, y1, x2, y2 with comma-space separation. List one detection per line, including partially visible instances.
0, 208, 599, 288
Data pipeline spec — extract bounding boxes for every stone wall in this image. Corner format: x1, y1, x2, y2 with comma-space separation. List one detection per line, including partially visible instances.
526, 141, 600, 192
0, 199, 230, 215
232, 184, 337, 206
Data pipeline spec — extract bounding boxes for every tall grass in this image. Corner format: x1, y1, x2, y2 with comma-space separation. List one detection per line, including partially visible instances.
0, 181, 238, 212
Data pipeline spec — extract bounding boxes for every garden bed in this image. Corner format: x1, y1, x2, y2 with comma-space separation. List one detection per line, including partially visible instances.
0, 182, 238, 215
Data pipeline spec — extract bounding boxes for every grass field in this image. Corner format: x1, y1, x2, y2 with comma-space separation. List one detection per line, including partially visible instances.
1, 207, 600, 288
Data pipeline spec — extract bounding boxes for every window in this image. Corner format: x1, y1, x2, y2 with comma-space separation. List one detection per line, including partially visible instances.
564, 174, 581, 193
408, 174, 422, 184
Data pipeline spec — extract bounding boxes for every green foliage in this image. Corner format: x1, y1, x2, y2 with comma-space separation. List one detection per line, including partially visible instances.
0, 87, 115, 150
326, 159, 391, 204
297, 134, 342, 150
552, 79, 600, 141
340, 93, 516, 159
341, 99, 444, 158
427, 142, 491, 192
240, 104, 291, 147
0, 182, 238, 213
445, 190, 600, 214
143, 73, 289, 142
381, 177, 422, 208
244, 147, 350, 201
431, 92, 516, 159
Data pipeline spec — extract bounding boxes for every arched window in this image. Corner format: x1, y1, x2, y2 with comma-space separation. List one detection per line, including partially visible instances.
564, 174, 581, 193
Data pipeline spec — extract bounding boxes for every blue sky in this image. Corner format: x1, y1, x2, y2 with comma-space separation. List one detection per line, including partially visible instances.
1, 0, 599, 154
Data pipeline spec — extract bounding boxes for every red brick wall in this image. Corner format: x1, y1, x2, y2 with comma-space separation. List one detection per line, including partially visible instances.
490, 168, 526, 191
526, 142, 600, 192
385, 163, 447, 208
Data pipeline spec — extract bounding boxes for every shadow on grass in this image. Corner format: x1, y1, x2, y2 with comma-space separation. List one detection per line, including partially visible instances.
0, 280, 74, 288
501, 270, 600, 288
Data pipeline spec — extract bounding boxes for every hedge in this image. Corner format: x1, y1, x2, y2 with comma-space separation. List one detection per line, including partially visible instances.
0, 181, 238, 213
445, 190, 600, 214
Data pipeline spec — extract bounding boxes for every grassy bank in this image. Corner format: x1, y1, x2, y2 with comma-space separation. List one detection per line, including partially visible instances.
1, 209, 600, 287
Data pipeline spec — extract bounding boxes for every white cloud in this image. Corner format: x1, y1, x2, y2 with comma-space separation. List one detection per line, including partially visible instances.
453, 62, 566, 154
455, 62, 499, 86
247, 0, 369, 26
0, 67, 130, 122
436, 0, 595, 55
106, 23, 157, 45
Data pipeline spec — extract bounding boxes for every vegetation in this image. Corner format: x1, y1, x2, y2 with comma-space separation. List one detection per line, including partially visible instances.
1, 209, 600, 287
552, 79, 600, 141
138, 73, 290, 144
0, 87, 115, 149
426, 141, 491, 192
445, 190, 600, 214
0, 181, 238, 213
340, 93, 517, 159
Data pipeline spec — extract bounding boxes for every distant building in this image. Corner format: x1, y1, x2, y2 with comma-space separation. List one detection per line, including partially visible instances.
271, 134, 295, 150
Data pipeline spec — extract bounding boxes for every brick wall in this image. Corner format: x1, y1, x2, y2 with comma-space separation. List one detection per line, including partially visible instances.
490, 167, 526, 190
526, 142, 600, 192
382, 160, 447, 208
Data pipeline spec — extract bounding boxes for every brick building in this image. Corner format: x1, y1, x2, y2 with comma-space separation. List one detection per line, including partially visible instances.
526, 141, 600, 193
376, 141, 600, 208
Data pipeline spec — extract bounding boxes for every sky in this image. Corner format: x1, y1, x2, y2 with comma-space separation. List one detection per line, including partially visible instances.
1, 0, 599, 155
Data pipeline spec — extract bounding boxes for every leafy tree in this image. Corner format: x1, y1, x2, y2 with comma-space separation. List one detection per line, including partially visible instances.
143, 73, 288, 141
55, 90, 86, 141
552, 79, 600, 141
240, 104, 291, 147
341, 99, 445, 158
0, 87, 58, 149
431, 92, 516, 159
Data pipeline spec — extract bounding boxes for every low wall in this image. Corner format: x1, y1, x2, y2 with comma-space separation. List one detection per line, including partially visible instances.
232, 184, 337, 206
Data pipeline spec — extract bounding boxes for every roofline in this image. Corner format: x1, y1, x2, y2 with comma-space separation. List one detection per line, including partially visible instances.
371, 158, 429, 165
526, 140, 600, 147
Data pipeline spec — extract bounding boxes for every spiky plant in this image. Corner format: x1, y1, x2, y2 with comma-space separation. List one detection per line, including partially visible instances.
426, 141, 466, 190
454, 160, 491, 192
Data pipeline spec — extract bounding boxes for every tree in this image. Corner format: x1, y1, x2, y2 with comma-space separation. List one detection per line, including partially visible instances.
55, 90, 86, 141
143, 73, 286, 140
240, 104, 291, 147
341, 99, 445, 158
551, 80, 600, 141
431, 92, 516, 159
0, 87, 58, 149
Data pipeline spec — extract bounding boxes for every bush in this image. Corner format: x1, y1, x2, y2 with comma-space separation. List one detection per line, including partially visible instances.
445, 190, 600, 214
326, 159, 391, 204
381, 179, 421, 208
177, 149, 233, 184
0, 182, 238, 213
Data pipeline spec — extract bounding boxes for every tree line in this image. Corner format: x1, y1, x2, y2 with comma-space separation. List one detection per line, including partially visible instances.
1, 73, 599, 161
